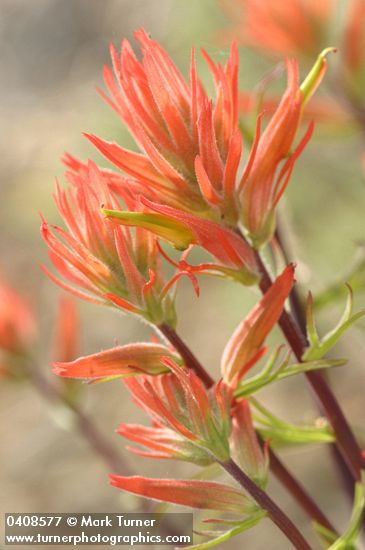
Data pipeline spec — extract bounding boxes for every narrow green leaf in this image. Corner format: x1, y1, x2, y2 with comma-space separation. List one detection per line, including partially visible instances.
261, 346, 286, 376
233, 347, 288, 398
234, 356, 345, 398
306, 292, 320, 348
257, 425, 335, 445
304, 286, 365, 361
251, 399, 335, 445
182, 511, 266, 550
278, 359, 347, 378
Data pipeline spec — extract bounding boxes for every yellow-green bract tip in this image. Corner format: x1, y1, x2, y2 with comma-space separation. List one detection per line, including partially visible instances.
101, 207, 195, 250
300, 47, 337, 107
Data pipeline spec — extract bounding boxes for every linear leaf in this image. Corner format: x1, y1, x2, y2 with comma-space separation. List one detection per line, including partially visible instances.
182, 511, 266, 550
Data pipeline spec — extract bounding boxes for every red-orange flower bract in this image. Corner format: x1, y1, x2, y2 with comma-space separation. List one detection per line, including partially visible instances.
109, 476, 253, 514
0, 276, 35, 354
40, 160, 177, 326
221, 0, 332, 59
87, 29, 243, 226
238, 60, 314, 247
53, 342, 181, 382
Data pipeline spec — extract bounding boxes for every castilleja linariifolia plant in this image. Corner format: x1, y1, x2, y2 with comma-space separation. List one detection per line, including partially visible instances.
41, 29, 365, 549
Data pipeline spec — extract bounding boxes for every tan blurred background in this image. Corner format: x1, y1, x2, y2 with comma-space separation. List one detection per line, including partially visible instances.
1, 1, 364, 548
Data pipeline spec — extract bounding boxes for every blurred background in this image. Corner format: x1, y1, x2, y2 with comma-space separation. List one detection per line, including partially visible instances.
0, 0, 364, 548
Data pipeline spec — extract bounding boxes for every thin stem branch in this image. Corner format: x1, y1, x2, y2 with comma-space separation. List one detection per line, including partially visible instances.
254, 251, 365, 481
220, 458, 312, 550
157, 323, 336, 534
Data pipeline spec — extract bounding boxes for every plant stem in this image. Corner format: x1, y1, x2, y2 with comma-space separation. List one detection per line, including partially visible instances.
220, 458, 312, 550
157, 323, 336, 534
254, 251, 365, 481
158, 323, 215, 387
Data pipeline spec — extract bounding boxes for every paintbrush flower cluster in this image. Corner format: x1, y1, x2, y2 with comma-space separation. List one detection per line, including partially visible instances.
40, 27, 365, 549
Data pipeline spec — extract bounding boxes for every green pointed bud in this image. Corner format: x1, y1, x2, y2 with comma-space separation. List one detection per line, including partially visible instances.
102, 209, 195, 250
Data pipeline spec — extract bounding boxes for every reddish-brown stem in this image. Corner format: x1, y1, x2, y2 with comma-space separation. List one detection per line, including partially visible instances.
158, 323, 215, 387
220, 459, 312, 550
158, 323, 336, 534
255, 251, 364, 481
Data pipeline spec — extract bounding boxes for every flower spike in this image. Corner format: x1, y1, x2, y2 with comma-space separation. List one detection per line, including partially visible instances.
41, 161, 180, 326
90, 30, 245, 225
83, 29, 330, 252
